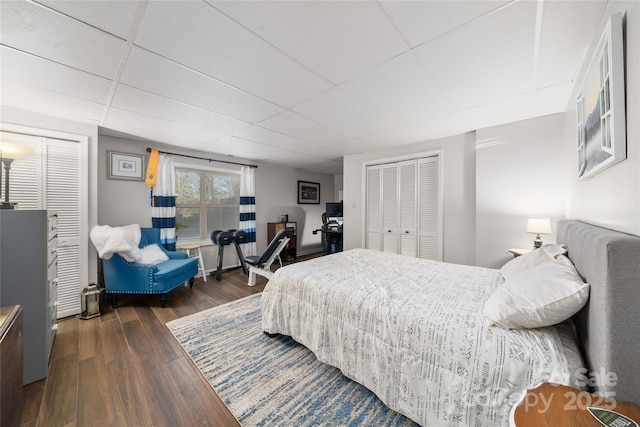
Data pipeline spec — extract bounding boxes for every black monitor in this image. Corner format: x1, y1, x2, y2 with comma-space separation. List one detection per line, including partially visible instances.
325, 202, 343, 217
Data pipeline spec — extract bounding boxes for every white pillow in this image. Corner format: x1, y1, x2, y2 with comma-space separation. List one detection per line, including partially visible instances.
135, 244, 169, 265
484, 256, 589, 329
500, 244, 568, 280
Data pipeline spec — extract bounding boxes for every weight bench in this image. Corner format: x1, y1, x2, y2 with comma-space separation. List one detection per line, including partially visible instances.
244, 227, 295, 286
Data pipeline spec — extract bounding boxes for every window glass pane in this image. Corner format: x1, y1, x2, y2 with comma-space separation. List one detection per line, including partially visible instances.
205, 174, 240, 205
176, 207, 201, 238
176, 169, 200, 204
207, 207, 239, 232
176, 167, 240, 238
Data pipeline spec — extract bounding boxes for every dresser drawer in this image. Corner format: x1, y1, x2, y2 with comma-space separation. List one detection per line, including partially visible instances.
47, 239, 58, 268
47, 213, 58, 242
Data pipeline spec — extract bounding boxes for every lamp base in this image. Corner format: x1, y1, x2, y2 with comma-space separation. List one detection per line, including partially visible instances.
0, 201, 17, 210
533, 234, 543, 249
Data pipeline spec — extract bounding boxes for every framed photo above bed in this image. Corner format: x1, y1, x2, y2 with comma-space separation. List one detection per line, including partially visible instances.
575, 13, 626, 180
297, 180, 320, 204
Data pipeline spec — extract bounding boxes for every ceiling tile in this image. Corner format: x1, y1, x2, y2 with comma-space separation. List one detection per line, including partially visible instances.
0, 79, 105, 122
212, 1, 408, 84
413, 1, 536, 111
112, 85, 250, 135
134, 1, 331, 107
233, 126, 318, 153
339, 52, 446, 127
258, 111, 350, 147
536, 0, 606, 89
120, 48, 284, 124
34, 0, 140, 39
212, 136, 277, 159
531, 82, 574, 116
380, 1, 511, 47
293, 88, 398, 138
0, 0, 125, 79
1, 46, 112, 104
103, 108, 228, 146
306, 145, 349, 160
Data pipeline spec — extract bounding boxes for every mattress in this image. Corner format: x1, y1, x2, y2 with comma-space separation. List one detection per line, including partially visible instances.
261, 248, 583, 426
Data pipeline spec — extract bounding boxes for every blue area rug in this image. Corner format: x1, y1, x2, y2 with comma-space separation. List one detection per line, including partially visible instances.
166, 294, 417, 426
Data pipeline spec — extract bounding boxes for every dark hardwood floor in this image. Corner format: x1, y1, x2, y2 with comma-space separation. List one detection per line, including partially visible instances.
21, 253, 322, 427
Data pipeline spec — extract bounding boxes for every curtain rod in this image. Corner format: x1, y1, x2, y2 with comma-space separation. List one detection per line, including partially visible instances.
146, 148, 257, 168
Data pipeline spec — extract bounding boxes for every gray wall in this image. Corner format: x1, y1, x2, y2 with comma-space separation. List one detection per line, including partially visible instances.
565, 1, 640, 235
0, 105, 99, 283
475, 113, 569, 268
343, 132, 476, 266
97, 135, 335, 268
342, 2, 640, 269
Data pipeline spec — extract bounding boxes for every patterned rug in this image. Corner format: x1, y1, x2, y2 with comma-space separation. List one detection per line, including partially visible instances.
166, 294, 417, 426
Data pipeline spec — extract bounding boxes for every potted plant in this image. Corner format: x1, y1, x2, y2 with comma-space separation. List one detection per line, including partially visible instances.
175, 222, 187, 239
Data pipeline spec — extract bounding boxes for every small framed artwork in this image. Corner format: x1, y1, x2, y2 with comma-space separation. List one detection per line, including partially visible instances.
298, 180, 320, 204
107, 151, 145, 181
575, 13, 626, 180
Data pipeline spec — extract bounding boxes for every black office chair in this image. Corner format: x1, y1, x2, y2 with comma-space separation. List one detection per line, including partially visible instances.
244, 227, 295, 286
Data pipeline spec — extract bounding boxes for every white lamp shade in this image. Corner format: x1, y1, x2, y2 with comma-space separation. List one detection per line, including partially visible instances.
0, 142, 32, 161
527, 218, 551, 234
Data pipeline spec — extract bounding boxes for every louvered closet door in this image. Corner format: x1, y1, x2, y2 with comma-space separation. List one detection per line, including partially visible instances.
381, 163, 399, 253
365, 165, 382, 251
46, 139, 82, 318
1, 133, 84, 318
398, 160, 417, 257
417, 157, 441, 261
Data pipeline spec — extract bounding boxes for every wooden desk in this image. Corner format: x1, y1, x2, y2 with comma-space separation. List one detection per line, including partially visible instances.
268, 222, 297, 261
511, 383, 640, 426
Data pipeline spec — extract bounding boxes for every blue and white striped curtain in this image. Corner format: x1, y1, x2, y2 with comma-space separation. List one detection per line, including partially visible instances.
151, 154, 177, 251
239, 166, 256, 256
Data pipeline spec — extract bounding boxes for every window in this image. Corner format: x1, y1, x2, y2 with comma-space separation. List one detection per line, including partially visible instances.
175, 166, 240, 239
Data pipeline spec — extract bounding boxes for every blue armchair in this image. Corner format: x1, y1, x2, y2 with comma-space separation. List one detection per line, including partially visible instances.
102, 228, 199, 307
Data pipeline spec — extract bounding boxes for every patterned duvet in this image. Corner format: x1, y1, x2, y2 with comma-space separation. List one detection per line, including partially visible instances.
261, 249, 582, 426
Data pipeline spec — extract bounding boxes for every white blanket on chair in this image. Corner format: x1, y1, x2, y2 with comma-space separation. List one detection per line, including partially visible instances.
90, 224, 141, 261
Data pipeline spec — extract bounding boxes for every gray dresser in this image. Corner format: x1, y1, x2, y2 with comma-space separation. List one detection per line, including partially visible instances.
0, 210, 58, 384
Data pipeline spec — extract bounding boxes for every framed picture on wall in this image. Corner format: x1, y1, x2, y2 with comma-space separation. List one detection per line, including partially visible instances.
575, 13, 626, 180
298, 180, 320, 204
107, 151, 145, 181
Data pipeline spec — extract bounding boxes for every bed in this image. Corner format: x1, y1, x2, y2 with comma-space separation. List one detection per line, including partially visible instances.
261, 220, 640, 426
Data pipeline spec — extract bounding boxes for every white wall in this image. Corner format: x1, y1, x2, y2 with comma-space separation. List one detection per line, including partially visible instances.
343, 132, 476, 266
97, 136, 335, 269
475, 113, 569, 268
565, 1, 640, 235
0, 106, 99, 283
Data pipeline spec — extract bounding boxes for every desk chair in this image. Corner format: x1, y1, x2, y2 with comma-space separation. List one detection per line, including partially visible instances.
244, 227, 295, 286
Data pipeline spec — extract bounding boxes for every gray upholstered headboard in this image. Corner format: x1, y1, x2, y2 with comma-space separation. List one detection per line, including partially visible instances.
557, 220, 640, 405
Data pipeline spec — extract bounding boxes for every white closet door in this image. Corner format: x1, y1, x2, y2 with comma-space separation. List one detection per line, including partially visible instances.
46, 139, 83, 318
398, 160, 417, 257
417, 157, 441, 261
381, 163, 398, 253
1, 133, 84, 318
365, 165, 382, 251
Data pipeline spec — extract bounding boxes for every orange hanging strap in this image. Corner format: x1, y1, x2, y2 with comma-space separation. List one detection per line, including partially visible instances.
146, 149, 159, 207
146, 149, 159, 188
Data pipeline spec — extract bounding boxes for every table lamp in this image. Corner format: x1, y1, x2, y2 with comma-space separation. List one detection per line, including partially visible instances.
526, 218, 551, 249
0, 142, 33, 209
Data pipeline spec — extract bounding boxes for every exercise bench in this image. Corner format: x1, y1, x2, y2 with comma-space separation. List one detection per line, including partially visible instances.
243, 227, 295, 286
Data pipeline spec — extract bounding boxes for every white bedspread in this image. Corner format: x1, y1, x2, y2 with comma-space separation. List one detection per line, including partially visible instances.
262, 249, 581, 426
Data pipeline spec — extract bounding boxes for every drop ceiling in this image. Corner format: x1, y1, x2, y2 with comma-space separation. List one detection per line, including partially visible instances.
0, 0, 606, 174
